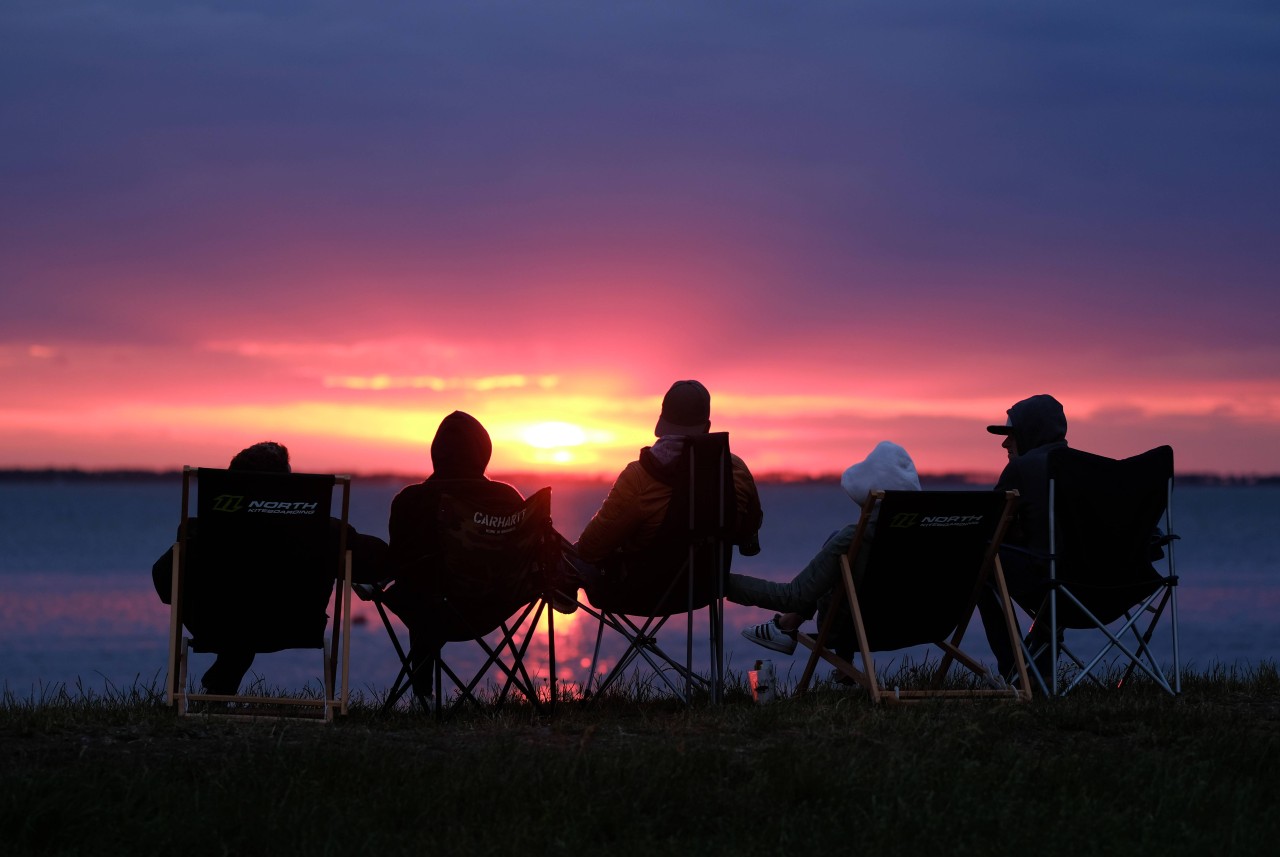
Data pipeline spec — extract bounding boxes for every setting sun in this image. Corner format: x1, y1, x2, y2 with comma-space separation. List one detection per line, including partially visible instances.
523, 421, 587, 450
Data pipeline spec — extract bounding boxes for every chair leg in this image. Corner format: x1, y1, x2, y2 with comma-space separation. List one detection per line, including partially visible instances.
1116, 589, 1172, 690
709, 597, 724, 704
585, 608, 609, 697
582, 608, 701, 703
177, 637, 190, 716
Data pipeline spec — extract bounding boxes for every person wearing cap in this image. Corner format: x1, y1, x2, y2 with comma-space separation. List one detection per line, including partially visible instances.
731, 441, 922, 656
977, 393, 1070, 679
573, 380, 763, 581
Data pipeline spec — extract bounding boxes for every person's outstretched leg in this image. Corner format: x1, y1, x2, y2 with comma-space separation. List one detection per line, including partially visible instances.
727, 528, 851, 616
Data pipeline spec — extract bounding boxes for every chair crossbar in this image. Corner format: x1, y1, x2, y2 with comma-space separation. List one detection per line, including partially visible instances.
437, 613, 542, 712
372, 591, 551, 717
583, 604, 706, 701
1057, 585, 1176, 695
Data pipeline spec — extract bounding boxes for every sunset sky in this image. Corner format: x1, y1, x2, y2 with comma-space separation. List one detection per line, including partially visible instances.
2, 1, 1278, 478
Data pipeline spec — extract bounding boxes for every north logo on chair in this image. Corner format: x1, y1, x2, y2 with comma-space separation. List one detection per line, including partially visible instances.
211, 494, 245, 513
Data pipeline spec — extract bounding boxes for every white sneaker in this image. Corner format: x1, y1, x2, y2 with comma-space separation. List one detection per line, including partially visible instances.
740, 615, 797, 655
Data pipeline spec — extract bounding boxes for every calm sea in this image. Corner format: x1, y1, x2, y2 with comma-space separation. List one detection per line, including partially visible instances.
0, 478, 1275, 698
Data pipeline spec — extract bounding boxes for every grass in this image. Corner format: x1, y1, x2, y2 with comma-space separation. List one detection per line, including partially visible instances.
3, 663, 1279, 856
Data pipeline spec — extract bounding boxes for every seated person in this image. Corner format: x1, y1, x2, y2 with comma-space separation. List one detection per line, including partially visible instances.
381, 411, 542, 700
572, 379, 763, 599
151, 441, 389, 695
729, 441, 921, 655
976, 394, 1069, 679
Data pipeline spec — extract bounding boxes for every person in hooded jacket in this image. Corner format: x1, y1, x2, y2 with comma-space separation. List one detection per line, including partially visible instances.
977, 393, 1070, 679
573, 380, 763, 590
383, 411, 526, 700
730, 441, 922, 655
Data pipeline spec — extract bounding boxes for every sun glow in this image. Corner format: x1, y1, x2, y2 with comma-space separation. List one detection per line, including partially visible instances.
522, 421, 587, 449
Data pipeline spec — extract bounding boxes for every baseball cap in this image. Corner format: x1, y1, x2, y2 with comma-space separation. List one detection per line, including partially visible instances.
654, 380, 711, 437
986, 417, 1014, 435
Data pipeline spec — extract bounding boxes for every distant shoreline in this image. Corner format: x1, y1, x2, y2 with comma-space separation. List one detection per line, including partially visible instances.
2, 467, 1277, 486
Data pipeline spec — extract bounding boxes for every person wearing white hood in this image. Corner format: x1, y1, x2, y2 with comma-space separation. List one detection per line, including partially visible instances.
730, 441, 921, 655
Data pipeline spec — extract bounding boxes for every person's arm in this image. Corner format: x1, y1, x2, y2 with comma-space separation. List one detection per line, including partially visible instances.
993, 460, 1029, 548
151, 522, 189, 604
337, 523, 390, 585
731, 455, 764, 554
575, 465, 647, 564
152, 546, 175, 604
387, 489, 413, 555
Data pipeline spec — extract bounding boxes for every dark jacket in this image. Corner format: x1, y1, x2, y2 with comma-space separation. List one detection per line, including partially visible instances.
387, 411, 523, 578
994, 394, 1068, 598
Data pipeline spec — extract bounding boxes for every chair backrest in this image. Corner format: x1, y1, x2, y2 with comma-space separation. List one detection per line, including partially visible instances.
1047, 445, 1172, 624
590, 432, 735, 616
428, 487, 557, 641
181, 468, 340, 652
855, 490, 1010, 650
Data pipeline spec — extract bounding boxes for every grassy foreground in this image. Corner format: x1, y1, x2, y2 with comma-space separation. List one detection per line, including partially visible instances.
3, 664, 1279, 857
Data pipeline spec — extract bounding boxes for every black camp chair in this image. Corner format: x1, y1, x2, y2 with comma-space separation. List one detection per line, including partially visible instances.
576, 432, 735, 704
1018, 445, 1180, 696
165, 466, 354, 721
794, 490, 1029, 703
358, 487, 561, 718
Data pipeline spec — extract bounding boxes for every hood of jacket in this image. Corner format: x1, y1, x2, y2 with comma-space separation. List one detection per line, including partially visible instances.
1007, 394, 1068, 453
840, 441, 921, 506
429, 411, 493, 479
638, 434, 689, 485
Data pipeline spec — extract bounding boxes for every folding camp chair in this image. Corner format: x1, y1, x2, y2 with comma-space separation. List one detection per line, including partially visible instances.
577, 432, 734, 704
1019, 445, 1180, 697
794, 490, 1030, 703
165, 466, 354, 721
357, 487, 561, 718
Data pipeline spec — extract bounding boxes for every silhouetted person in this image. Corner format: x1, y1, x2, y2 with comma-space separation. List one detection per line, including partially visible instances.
151, 441, 388, 695
730, 441, 921, 656
977, 394, 1069, 679
573, 380, 763, 592
382, 411, 526, 700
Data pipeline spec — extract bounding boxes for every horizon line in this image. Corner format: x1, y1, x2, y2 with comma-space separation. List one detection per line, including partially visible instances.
2, 466, 1278, 486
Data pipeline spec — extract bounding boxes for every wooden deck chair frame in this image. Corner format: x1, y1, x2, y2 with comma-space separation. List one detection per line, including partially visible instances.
578, 432, 733, 705
165, 466, 354, 722
359, 487, 559, 719
1025, 445, 1181, 697
795, 490, 1030, 704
